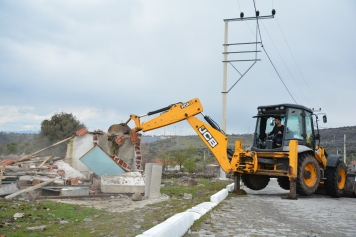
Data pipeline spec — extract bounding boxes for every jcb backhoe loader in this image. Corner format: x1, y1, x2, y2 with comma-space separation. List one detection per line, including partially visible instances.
121, 98, 355, 199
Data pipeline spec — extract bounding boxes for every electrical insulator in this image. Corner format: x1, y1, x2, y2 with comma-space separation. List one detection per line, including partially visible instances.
272, 9, 276, 15
256, 11, 260, 17
240, 12, 244, 18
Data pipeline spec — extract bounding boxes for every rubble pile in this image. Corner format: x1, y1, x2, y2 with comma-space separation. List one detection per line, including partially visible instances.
0, 127, 149, 201
0, 155, 94, 199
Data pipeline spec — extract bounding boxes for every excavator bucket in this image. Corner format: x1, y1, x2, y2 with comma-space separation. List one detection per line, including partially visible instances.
107, 123, 132, 137
106, 123, 143, 171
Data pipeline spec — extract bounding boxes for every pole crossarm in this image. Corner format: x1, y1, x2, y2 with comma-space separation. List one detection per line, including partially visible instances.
224, 15, 274, 22
223, 42, 261, 46
222, 59, 261, 62
223, 51, 261, 54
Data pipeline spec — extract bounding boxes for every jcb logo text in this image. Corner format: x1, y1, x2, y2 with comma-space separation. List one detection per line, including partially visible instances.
180, 101, 191, 109
198, 126, 218, 148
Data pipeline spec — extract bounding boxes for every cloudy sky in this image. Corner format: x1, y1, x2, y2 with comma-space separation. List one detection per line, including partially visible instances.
1, 0, 355, 136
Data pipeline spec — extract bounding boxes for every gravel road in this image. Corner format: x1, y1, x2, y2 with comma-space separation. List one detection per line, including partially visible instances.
186, 179, 356, 237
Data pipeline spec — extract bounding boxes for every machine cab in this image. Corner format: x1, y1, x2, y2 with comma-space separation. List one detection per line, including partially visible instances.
251, 104, 319, 151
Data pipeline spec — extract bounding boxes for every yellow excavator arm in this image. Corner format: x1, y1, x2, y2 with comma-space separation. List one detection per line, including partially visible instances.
125, 98, 233, 172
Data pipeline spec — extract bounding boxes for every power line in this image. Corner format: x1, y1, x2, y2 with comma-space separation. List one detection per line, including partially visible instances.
252, 0, 297, 104
275, 18, 320, 108
261, 21, 310, 105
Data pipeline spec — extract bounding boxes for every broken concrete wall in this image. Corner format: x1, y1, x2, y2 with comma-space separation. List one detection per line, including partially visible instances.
66, 133, 94, 176
65, 132, 137, 176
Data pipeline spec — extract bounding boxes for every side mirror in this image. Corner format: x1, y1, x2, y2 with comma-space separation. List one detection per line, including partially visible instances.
323, 115, 327, 123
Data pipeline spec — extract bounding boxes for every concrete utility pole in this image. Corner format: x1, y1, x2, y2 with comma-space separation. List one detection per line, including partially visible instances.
220, 21, 229, 180
344, 134, 346, 163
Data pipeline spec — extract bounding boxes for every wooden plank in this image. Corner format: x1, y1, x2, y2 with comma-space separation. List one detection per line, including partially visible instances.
27, 191, 36, 201
18, 136, 75, 162
5, 179, 54, 200
4, 166, 49, 171
37, 155, 52, 168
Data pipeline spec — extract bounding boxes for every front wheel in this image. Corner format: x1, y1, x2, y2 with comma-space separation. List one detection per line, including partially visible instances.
242, 174, 270, 190
296, 153, 320, 196
277, 177, 290, 190
325, 160, 347, 198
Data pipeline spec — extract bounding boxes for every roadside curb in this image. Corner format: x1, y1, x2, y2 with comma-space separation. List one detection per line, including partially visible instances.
136, 182, 234, 237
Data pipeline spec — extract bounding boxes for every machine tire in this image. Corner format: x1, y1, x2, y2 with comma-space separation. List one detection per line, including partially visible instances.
242, 174, 270, 190
296, 153, 320, 196
277, 177, 290, 190
324, 160, 347, 198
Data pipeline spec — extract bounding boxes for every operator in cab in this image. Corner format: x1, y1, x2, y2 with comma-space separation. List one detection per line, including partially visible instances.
267, 116, 284, 147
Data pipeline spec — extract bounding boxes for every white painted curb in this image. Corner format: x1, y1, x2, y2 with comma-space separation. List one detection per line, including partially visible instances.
136, 182, 234, 237
186, 202, 218, 220
137, 212, 195, 237
226, 183, 235, 192
210, 188, 228, 204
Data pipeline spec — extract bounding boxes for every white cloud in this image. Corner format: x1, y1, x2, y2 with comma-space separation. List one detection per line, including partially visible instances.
0, 0, 355, 135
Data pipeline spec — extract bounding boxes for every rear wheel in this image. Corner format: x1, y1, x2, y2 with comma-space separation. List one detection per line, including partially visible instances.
242, 174, 270, 190
296, 153, 320, 196
277, 177, 290, 190
325, 160, 347, 198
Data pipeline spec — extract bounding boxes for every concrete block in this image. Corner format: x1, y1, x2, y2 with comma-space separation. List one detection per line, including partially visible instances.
226, 183, 235, 192
144, 163, 153, 198
143, 212, 195, 237
0, 182, 19, 196
19, 176, 33, 181
149, 164, 162, 199
210, 188, 228, 204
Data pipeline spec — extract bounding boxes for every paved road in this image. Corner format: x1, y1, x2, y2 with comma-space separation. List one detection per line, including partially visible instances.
185, 179, 356, 237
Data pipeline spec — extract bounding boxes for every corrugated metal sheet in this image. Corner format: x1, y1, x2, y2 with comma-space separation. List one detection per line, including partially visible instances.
79, 145, 125, 177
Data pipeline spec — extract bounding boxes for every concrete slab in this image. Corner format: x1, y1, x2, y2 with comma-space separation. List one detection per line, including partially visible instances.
41, 186, 90, 196
0, 182, 19, 196
101, 172, 145, 193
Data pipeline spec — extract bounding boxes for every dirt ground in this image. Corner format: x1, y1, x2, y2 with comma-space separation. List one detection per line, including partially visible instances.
55, 194, 170, 213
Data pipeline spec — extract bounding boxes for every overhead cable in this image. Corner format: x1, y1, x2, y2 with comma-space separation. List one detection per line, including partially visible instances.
275, 18, 320, 108
261, 21, 309, 106
252, 0, 297, 104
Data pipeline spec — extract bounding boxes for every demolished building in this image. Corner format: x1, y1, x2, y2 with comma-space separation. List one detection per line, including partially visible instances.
0, 124, 161, 200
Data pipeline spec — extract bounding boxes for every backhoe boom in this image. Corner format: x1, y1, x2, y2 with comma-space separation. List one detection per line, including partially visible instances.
126, 98, 234, 172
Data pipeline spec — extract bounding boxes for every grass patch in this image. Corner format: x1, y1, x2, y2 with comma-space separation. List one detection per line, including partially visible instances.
0, 178, 231, 237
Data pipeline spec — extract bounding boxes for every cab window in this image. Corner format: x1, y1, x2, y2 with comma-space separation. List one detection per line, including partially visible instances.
285, 109, 303, 140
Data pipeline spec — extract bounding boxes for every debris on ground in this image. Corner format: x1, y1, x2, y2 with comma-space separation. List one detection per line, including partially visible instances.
0, 126, 146, 201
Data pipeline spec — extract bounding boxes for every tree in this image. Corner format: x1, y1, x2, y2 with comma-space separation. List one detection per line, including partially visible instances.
170, 146, 197, 171
158, 153, 172, 171
38, 112, 86, 156
40, 112, 86, 144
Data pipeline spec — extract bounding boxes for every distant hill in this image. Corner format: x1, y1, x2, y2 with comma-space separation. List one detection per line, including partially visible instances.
1, 126, 355, 163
